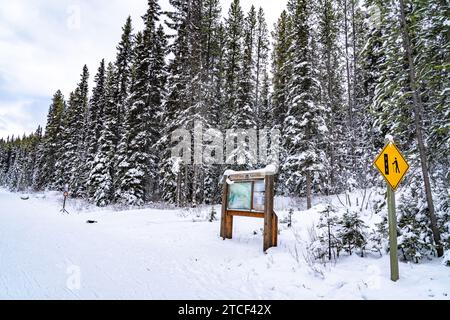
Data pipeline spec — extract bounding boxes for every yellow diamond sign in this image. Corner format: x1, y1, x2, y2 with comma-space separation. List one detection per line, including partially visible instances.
374, 142, 410, 191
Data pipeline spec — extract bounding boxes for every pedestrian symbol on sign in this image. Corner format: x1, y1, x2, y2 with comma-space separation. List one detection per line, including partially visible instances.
393, 158, 400, 173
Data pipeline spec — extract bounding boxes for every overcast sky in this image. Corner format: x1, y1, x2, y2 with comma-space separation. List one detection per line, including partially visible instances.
0, 0, 288, 139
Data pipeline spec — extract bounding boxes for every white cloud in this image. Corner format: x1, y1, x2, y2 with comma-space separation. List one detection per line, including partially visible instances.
0, 0, 150, 98
0, 99, 37, 139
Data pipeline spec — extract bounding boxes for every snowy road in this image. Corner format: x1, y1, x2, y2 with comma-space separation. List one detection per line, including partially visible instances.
0, 189, 449, 299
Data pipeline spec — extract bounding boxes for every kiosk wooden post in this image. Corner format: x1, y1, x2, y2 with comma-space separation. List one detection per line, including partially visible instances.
263, 174, 275, 252
220, 177, 232, 239
220, 170, 278, 252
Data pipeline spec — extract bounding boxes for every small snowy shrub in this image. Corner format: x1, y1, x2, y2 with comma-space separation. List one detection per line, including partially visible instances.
313, 204, 342, 262
433, 168, 450, 251
371, 187, 387, 215
338, 209, 368, 257
366, 223, 386, 257
180, 207, 210, 222
436, 192, 450, 251
308, 202, 388, 262
397, 212, 432, 263
299, 226, 326, 278
287, 208, 293, 227
280, 208, 294, 227
308, 236, 329, 263
397, 185, 436, 263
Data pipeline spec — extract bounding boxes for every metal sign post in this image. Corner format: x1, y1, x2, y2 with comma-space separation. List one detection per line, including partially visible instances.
387, 185, 399, 281
374, 138, 409, 282
60, 184, 70, 215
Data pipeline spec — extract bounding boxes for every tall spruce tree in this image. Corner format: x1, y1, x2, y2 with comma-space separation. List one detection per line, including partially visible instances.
224, 0, 244, 130
146, 24, 168, 201
254, 7, 270, 130
55, 66, 89, 195
317, 0, 346, 194
201, 0, 224, 204
88, 63, 117, 206
272, 10, 291, 133
229, 5, 258, 170
34, 90, 65, 190
113, 17, 135, 202
86, 59, 106, 199
272, 10, 292, 195
283, 0, 329, 208
235, 5, 256, 129
159, 0, 191, 205
116, 0, 162, 205
116, 31, 150, 206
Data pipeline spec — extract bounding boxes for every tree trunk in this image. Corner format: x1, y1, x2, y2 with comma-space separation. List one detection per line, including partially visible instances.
176, 170, 181, 207
328, 220, 332, 261
343, 0, 355, 173
351, 0, 358, 118
306, 170, 312, 209
398, 0, 443, 257
351, 0, 358, 176
255, 42, 261, 128
184, 164, 189, 207
325, 22, 335, 194
192, 164, 198, 207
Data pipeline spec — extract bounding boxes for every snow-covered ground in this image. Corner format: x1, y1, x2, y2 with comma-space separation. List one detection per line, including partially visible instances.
0, 188, 448, 300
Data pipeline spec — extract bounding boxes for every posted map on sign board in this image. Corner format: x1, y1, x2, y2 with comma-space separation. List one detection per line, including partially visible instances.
228, 182, 252, 210
227, 181, 266, 211
253, 180, 265, 212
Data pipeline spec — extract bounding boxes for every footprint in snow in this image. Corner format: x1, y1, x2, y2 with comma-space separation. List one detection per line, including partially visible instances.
335, 282, 346, 289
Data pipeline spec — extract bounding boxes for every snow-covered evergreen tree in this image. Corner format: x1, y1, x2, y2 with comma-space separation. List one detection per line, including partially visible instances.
113, 17, 135, 202
254, 7, 270, 129
35, 90, 66, 190
116, 0, 163, 206
338, 209, 368, 257
282, 0, 329, 208
85, 59, 106, 199
312, 204, 342, 261
271, 10, 291, 195
316, 0, 346, 194
230, 5, 258, 170
116, 31, 150, 206
235, 5, 256, 130
201, 0, 225, 205
223, 0, 244, 130
159, 0, 191, 205
55, 66, 89, 195
88, 63, 118, 206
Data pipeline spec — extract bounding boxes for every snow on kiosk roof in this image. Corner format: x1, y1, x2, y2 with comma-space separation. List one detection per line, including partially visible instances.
221, 164, 279, 252
223, 164, 278, 181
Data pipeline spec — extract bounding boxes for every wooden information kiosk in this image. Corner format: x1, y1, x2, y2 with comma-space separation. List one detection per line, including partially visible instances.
220, 167, 278, 252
